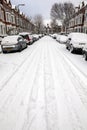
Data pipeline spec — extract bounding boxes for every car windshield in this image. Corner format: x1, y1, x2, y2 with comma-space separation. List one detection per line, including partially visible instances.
20, 35, 29, 40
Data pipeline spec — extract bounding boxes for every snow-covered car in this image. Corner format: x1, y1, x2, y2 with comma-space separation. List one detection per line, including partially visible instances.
1, 35, 27, 53
52, 33, 57, 39
32, 34, 39, 42
38, 34, 43, 38
59, 35, 68, 44
56, 34, 61, 42
66, 32, 87, 53
19, 32, 33, 45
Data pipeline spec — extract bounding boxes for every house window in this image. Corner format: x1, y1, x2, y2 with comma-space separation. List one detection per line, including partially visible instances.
80, 17, 82, 24
85, 13, 87, 21
0, 25, 3, 34
0, 7, 1, 19
11, 15, 15, 23
6, 12, 11, 22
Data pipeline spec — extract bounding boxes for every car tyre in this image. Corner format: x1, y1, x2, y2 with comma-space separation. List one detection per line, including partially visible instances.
84, 53, 87, 61
19, 45, 22, 52
2, 49, 7, 53
70, 45, 74, 53
66, 46, 68, 50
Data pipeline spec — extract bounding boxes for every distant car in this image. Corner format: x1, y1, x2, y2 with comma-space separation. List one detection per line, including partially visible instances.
56, 35, 61, 42
38, 34, 43, 38
32, 34, 39, 42
66, 32, 87, 53
19, 32, 33, 45
52, 33, 57, 39
1, 35, 27, 53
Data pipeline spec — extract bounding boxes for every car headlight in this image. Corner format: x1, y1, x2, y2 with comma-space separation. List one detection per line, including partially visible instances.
15, 44, 20, 47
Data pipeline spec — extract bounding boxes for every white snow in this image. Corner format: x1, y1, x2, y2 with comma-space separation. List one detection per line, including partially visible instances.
59, 35, 68, 43
1, 35, 21, 45
0, 36, 87, 130
68, 32, 87, 43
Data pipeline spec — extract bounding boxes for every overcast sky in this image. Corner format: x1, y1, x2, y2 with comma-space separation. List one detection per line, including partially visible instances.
11, 0, 83, 23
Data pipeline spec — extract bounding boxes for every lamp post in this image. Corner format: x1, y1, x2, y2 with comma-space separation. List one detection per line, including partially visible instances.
16, 4, 25, 10
16, 4, 25, 33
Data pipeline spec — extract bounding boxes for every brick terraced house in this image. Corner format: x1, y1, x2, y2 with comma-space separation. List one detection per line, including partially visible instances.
0, 0, 35, 36
68, 1, 87, 34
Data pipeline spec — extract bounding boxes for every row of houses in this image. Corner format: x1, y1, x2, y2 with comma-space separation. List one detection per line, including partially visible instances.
68, 1, 87, 34
0, 0, 35, 36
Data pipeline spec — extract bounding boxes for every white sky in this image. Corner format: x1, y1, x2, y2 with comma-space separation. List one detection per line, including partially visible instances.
11, 0, 83, 24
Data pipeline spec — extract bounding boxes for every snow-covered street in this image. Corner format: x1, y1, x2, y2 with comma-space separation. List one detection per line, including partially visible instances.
0, 36, 87, 130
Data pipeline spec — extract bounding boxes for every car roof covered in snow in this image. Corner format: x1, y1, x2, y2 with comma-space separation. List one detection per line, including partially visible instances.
1, 35, 22, 45
68, 32, 87, 42
19, 32, 31, 35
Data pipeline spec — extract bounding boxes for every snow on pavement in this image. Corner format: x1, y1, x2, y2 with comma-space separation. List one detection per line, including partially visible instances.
0, 36, 87, 130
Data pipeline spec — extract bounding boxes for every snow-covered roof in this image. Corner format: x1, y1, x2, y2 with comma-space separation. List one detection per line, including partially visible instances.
20, 11, 23, 15
7, 0, 9, 3
12, 5, 15, 9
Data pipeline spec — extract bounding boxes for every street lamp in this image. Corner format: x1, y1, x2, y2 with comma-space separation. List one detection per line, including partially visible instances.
16, 4, 25, 10
16, 4, 25, 33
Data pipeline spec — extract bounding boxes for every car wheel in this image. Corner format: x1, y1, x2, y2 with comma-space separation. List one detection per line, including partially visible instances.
84, 53, 87, 61
19, 45, 22, 52
2, 49, 7, 53
3, 51, 7, 53
70, 45, 74, 53
66, 46, 68, 49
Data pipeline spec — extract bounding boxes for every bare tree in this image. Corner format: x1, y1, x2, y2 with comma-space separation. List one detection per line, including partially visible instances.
50, 2, 75, 31
34, 14, 44, 33
50, 19, 61, 33
50, 3, 64, 20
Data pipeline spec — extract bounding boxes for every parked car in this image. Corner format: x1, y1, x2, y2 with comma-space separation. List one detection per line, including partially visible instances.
32, 34, 39, 42
59, 35, 68, 44
19, 32, 33, 45
56, 34, 61, 42
1, 35, 27, 53
38, 34, 43, 38
66, 32, 87, 53
52, 33, 57, 39
0, 35, 7, 44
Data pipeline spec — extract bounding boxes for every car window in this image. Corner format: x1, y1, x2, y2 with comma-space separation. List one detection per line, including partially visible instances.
20, 35, 29, 39
18, 37, 23, 42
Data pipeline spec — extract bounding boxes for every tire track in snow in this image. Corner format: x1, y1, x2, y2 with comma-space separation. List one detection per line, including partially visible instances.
0, 42, 40, 92
43, 40, 59, 130
54, 42, 87, 109
48, 39, 87, 130
0, 42, 45, 130
22, 39, 59, 130
22, 43, 48, 130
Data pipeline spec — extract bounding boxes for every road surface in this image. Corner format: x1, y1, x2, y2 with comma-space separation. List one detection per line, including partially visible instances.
0, 36, 87, 130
